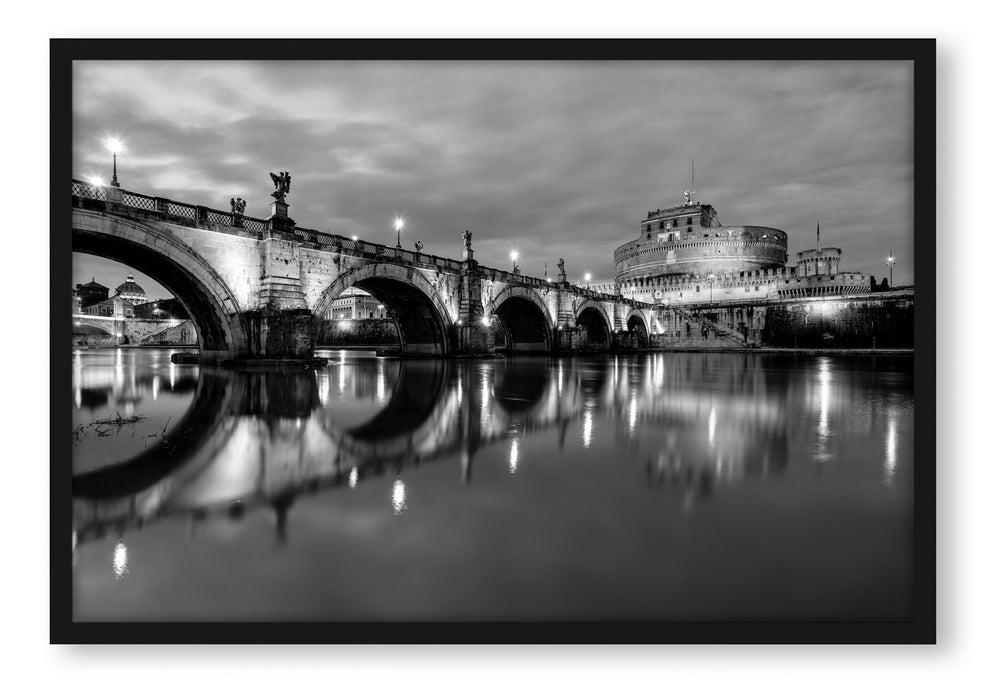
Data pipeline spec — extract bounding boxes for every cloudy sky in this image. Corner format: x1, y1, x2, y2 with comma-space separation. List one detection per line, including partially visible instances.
73, 60, 913, 299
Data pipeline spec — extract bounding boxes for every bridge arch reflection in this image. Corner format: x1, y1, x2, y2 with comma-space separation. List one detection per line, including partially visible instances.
72, 353, 834, 546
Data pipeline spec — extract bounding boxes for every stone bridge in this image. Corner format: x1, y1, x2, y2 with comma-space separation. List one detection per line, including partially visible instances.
72, 313, 193, 345
71, 179, 657, 363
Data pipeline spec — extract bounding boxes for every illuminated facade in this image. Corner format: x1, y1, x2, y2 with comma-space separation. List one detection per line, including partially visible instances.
613, 196, 870, 305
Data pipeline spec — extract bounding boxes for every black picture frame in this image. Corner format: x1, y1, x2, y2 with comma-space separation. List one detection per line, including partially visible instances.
51, 38, 935, 644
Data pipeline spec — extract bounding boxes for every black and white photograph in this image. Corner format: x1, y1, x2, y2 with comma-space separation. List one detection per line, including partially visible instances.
52, 40, 934, 643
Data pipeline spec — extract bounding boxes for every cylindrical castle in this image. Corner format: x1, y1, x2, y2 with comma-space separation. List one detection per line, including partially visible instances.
613, 201, 788, 285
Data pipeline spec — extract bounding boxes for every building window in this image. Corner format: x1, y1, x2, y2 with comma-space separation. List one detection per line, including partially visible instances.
646, 224, 652, 232
687, 227, 692, 233
687, 217, 693, 225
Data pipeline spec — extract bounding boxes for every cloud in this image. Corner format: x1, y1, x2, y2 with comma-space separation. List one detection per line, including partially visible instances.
72, 59, 914, 289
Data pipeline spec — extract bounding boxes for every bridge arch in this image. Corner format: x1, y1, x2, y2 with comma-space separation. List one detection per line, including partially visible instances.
313, 263, 454, 355
574, 300, 613, 347
487, 287, 554, 353
72, 210, 248, 361
626, 309, 650, 341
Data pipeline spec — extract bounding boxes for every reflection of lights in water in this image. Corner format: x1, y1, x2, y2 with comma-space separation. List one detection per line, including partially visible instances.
480, 371, 490, 414
509, 437, 519, 474
74, 387, 81, 409
657, 355, 664, 388
112, 539, 129, 579
582, 407, 593, 447
708, 407, 716, 446
628, 394, 638, 433
348, 467, 358, 489
169, 362, 176, 390
376, 366, 386, 403
884, 414, 898, 488
295, 417, 302, 428
318, 371, 330, 406
456, 377, 463, 406
814, 358, 833, 462
152, 374, 160, 401
338, 364, 346, 393
557, 360, 564, 396
818, 359, 831, 438
392, 479, 407, 515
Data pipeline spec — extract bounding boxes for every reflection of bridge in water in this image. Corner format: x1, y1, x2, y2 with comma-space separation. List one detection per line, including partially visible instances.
73, 354, 857, 545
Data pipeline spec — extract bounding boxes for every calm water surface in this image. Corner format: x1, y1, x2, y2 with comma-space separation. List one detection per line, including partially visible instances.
72, 348, 914, 621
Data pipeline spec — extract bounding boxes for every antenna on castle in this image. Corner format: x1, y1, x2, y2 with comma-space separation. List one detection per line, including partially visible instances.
817, 220, 821, 252
683, 159, 697, 206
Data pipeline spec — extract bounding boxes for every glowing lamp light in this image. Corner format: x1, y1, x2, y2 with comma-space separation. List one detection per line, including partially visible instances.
584, 272, 592, 283
104, 136, 124, 154
482, 316, 491, 327
352, 235, 359, 241
394, 217, 405, 230
510, 250, 519, 262
85, 174, 105, 187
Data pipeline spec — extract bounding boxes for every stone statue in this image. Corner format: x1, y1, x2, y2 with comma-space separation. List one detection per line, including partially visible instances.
557, 258, 566, 275
414, 241, 424, 253
270, 171, 291, 201
683, 190, 691, 204
230, 197, 246, 215
462, 230, 473, 249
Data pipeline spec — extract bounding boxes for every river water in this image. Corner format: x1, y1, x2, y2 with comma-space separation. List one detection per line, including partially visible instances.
71, 347, 914, 621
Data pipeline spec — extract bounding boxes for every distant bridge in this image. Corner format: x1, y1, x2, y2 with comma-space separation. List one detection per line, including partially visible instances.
72, 313, 195, 345
71, 179, 657, 362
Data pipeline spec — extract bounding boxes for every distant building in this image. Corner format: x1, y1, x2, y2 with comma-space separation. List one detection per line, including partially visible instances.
114, 274, 148, 305
83, 295, 135, 317
327, 288, 390, 320
73, 278, 109, 307
133, 298, 190, 320
612, 196, 870, 304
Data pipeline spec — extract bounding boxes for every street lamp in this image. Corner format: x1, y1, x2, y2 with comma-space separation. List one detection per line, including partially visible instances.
584, 272, 592, 285
394, 218, 404, 249
886, 252, 895, 288
707, 273, 715, 304
510, 249, 520, 274
104, 137, 124, 187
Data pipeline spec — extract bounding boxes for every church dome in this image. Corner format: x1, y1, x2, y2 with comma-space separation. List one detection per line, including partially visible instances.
115, 274, 147, 303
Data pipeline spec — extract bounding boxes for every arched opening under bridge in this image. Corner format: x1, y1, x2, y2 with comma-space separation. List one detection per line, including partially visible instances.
72, 210, 248, 361
313, 265, 453, 356
489, 290, 553, 353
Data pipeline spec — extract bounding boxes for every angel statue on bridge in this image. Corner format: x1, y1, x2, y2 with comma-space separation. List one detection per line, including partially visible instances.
229, 197, 246, 215
557, 258, 566, 276
270, 171, 291, 202
462, 230, 473, 250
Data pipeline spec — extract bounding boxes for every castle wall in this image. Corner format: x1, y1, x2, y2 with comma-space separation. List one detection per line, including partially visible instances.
760, 294, 914, 349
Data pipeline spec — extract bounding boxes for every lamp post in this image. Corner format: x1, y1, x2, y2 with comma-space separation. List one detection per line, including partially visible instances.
886, 252, 895, 288
707, 273, 715, 304
584, 272, 592, 286
510, 250, 520, 274
394, 218, 404, 249
105, 137, 123, 187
